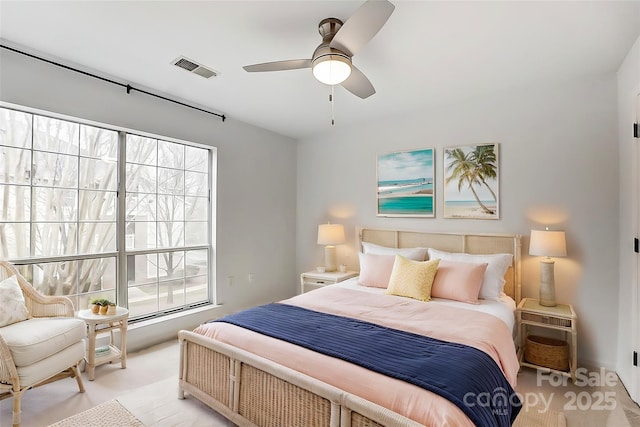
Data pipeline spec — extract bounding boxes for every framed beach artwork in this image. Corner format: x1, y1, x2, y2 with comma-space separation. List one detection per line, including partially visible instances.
377, 148, 434, 217
443, 143, 499, 220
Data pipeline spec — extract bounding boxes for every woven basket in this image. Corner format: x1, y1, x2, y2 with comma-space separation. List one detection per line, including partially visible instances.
525, 335, 569, 371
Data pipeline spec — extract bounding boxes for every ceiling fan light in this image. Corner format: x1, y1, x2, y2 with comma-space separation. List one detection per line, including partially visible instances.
312, 54, 352, 85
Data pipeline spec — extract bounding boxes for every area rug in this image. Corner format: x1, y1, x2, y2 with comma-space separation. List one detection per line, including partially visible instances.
513, 406, 567, 427
47, 399, 144, 427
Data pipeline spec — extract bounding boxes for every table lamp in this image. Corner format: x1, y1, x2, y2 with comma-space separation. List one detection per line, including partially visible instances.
529, 228, 567, 307
317, 223, 345, 272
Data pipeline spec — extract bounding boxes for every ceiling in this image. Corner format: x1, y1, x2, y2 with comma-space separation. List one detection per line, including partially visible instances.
1, 1, 639, 140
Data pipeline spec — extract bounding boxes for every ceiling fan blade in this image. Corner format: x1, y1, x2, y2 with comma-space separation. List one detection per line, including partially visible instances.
340, 65, 375, 99
330, 0, 395, 57
243, 59, 312, 72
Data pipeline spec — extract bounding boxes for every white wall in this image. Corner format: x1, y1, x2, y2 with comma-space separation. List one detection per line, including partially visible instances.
0, 40, 629, 370
617, 35, 640, 400
297, 75, 620, 369
0, 46, 299, 352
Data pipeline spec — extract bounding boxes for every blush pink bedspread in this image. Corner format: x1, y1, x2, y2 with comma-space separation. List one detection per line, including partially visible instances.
194, 286, 519, 427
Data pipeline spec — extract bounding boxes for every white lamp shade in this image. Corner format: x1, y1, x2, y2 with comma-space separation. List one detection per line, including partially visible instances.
312, 55, 352, 85
529, 229, 567, 257
317, 223, 345, 246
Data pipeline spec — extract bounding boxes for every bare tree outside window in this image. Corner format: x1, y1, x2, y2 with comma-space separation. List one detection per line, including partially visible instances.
1, 110, 118, 306
125, 135, 209, 317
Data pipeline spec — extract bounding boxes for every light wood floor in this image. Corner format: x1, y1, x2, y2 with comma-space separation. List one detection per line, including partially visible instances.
0, 340, 182, 427
517, 365, 640, 427
1, 338, 639, 427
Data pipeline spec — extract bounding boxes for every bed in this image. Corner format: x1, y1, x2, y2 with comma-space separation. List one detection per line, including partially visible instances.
178, 228, 522, 427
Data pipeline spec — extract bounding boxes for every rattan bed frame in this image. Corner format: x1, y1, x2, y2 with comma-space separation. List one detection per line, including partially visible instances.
178, 228, 522, 427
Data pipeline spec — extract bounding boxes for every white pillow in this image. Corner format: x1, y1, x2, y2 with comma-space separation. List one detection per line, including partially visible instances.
0, 275, 30, 327
427, 248, 513, 301
361, 242, 427, 261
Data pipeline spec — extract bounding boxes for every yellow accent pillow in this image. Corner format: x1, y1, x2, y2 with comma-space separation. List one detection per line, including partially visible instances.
385, 255, 440, 302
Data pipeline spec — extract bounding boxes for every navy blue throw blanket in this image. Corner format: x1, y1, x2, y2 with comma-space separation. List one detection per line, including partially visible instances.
212, 303, 521, 427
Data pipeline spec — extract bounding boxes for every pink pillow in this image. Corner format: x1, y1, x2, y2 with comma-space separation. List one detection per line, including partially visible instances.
431, 260, 488, 304
358, 253, 396, 288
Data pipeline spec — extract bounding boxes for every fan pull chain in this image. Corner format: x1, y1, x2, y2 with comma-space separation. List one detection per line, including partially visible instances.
330, 85, 335, 126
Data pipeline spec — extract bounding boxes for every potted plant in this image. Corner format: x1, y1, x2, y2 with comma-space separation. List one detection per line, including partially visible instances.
89, 297, 103, 314
99, 299, 110, 315
106, 301, 117, 316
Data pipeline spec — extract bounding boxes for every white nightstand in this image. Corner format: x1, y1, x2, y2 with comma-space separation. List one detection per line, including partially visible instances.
300, 270, 358, 294
516, 297, 577, 381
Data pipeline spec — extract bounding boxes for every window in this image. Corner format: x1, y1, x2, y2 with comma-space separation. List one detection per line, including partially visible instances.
0, 105, 214, 320
124, 134, 210, 317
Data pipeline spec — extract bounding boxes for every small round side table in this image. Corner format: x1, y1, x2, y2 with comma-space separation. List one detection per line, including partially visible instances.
77, 307, 129, 381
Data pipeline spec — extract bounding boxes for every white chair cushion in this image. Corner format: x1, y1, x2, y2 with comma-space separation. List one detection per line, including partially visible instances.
16, 340, 85, 388
1, 317, 86, 367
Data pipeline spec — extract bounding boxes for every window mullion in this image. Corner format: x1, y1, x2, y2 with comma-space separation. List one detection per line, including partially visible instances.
76, 128, 81, 293
29, 115, 35, 259
117, 131, 128, 308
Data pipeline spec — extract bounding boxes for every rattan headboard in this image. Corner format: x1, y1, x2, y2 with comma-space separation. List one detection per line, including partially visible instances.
357, 227, 522, 303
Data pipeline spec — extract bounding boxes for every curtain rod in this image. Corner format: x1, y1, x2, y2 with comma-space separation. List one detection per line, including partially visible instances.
0, 44, 226, 122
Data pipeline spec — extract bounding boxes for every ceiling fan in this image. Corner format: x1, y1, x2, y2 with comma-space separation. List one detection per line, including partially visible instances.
243, 0, 395, 99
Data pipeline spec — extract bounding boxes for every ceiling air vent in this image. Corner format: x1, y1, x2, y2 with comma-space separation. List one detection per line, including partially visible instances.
172, 56, 219, 79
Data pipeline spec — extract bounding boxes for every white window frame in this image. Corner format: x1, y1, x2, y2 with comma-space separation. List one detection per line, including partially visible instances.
0, 102, 216, 321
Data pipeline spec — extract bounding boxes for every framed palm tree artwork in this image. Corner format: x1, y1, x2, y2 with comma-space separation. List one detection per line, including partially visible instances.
377, 148, 434, 217
443, 143, 499, 219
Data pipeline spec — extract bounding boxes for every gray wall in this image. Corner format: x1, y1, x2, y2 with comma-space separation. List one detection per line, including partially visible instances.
616, 35, 640, 399
297, 75, 620, 369
0, 46, 298, 351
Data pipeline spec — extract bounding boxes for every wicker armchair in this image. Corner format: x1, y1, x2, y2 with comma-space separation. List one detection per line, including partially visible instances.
0, 261, 86, 427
